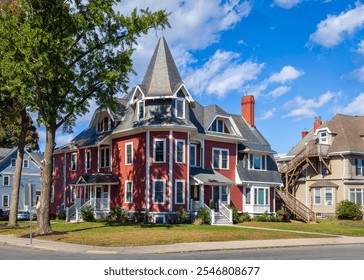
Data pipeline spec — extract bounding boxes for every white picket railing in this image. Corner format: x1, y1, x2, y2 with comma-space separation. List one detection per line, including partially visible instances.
204, 203, 215, 224
219, 201, 232, 223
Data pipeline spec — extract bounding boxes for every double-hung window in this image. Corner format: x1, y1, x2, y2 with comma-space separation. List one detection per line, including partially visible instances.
85, 150, 91, 170
325, 188, 333, 205
125, 181, 133, 203
153, 139, 166, 163
314, 188, 321, 205
349, 189, 364, 206
2, 195, 9, 207
175, 98, 185, 119
11, 158, 16, 167
356, 159, 364, 176
249, 154, 267, 170
71, 153, 77, 171
153, 180, 166, 204
125, 142, 133, 165
23, 159, 29, 168
137, 100, 145, 120
175, 140, 185, 164
3, 176, 10, 186
175, 180, 185, 204
210, 119, 224, 133
190, 144, 197, 166
100, 147, 110, 168
212, 148, 229, 169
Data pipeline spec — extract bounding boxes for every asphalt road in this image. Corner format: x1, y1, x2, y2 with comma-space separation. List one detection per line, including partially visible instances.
1, 243, 364, 260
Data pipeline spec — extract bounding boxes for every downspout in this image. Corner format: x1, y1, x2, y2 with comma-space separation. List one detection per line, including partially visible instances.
169, 130, 173, 213
340, 153, 345, 200
63, 152, 67, 207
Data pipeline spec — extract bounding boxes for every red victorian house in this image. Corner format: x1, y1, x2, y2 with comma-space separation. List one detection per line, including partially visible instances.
51, 37, 281, 223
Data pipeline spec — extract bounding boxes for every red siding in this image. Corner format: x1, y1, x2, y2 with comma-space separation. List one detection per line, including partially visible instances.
113, 133, 146, 211
230, 185, 243, 212
270, 187, 275, 213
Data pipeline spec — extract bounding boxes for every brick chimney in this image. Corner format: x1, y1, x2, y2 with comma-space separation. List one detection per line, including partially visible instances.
314, 116, 322, 132
241, 95, 255, 127
301, 130, 309, 139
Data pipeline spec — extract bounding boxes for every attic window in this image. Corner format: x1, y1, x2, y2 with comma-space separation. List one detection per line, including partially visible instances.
319, 131, 328, 144
97, 116, 111, 132
210, 119, 224, 133
137, 100, 145, 120
175, 98, 185, 119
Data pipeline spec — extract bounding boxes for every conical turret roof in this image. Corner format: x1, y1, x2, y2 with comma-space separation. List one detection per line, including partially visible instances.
140, 37, 183, 97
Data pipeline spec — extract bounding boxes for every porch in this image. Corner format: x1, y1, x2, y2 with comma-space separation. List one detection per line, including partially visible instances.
189, 167, 234, 224
66, 173, 118, 221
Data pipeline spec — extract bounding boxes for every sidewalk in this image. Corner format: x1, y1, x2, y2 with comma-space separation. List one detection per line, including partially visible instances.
1, 230, 364, 255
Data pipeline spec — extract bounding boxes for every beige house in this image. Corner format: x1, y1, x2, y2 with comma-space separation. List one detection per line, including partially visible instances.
277, 114, 364, 222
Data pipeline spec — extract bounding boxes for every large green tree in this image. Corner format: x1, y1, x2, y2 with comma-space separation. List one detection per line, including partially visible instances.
0, 0, 169, 234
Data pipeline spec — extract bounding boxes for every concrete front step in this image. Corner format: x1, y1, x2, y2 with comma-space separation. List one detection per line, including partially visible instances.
214, 213, 233, 225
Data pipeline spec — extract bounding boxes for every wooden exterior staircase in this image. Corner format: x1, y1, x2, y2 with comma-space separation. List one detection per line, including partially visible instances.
278, 141, 330, 223
275, 187, 316, 223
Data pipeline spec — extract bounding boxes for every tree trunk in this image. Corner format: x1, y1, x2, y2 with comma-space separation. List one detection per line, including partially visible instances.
36, 126, 56, 235
8, 108, 28, 227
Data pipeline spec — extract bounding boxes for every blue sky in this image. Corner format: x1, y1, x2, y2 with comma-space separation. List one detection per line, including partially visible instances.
47, 0, 364, 155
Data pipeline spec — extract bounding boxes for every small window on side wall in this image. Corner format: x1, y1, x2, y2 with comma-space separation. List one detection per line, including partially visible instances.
175, 98, 185, 119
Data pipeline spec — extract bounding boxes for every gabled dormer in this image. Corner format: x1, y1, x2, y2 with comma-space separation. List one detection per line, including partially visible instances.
315, 127, 331, 145
207, 115, 241, 136
89, 109, 114, 134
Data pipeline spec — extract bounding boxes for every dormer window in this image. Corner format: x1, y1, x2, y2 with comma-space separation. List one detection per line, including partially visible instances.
319, 131, 328, 144
175, 98, 185, 119
249, 154, 267, 170
137, 100, 145, 120
97, 116, 111, 132
210, 119, 224, 133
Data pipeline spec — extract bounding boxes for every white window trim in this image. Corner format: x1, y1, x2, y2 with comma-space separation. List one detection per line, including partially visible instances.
349, 188, 364, 206
85, 150, 91, 170
99, 147, 111, 168
2, 195, 9, 207
252, 186, 270, 205
11, 158, 16, 167
125, 180, 133, 204
248, 154, 267, 171
125, 142, 133, 165
190, 144, 197, 167
23, 159, 29, 168
212, 148, 229, 170
245, 187, 251, 205
3, 175, 10, 186
153, 179, 166, 204
137, 100, 145, 120
175, 139, 185, 164
70, 186, 76, 203
175, 179, 185, 204
175, 98, 185, 119
71, 153, 77, 171
313, 188, 321, 205
153, 139, 166, 163
324, 188, 334, 205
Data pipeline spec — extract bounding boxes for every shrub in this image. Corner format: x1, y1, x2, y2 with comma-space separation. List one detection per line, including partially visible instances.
336, 200, 363, 220
253, 211, 282, 222
238, 212, 251, 223
57, 210, 66, 220
175, 208, 190, 224
107, 206, 126, 225
198, 207, 211, 224
227, 205, 239, 224
81, 205, 95, 222
276, 209, 290, 222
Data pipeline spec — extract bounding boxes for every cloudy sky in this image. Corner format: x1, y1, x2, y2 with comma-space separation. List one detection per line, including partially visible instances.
48, 0, 364, 155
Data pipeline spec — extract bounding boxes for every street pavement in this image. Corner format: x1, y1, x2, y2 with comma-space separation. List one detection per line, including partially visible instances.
1, 225, 364, 256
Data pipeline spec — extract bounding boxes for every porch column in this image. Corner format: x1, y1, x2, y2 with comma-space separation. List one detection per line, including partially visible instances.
199, 184, 204, 209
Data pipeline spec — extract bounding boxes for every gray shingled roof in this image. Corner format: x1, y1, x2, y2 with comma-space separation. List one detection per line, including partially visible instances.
70, 173, 118, 186
0, 148, 13, 162
190, 167, 234, 186
140, 36, 182, 97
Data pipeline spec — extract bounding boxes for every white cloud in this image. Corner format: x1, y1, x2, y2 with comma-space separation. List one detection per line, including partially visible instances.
269, 85, 291, 98
259, 108, 277, 120
348, 65, 364, 82
358, 40, 364, 55
284, 91, 335, 118
185, 50, 264, 98
309, 3, 364, 48
272, 0, 302, 9
269, 65, 304, 83
337, 93, 364, 115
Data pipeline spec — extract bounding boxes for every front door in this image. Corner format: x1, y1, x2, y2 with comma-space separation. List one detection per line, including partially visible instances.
213, 187, 220, 211
213, 186, 229, 211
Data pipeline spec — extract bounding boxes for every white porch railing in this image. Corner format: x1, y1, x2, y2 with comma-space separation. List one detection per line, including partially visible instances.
219, 201, 232, 223
204, 203, 215, 224
90, 198, 110, 211
66, 199, 81, 222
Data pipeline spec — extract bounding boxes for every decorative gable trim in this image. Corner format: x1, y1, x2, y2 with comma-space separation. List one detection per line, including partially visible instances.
130, 85, 146, 105
173, 83, 195, 105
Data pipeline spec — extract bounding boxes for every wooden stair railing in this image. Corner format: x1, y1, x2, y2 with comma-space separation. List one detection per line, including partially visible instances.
275, 187, 316, 223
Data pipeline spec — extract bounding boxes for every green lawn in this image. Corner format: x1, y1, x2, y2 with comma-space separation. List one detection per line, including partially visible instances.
237, 219, 364, 236
1, 219, 364, 247
0, 220, 329, 247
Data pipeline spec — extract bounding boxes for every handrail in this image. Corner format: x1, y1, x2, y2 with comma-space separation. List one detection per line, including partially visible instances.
204, 203, 215, 224
276, 187, 316, 222
219, 201, 232, 222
